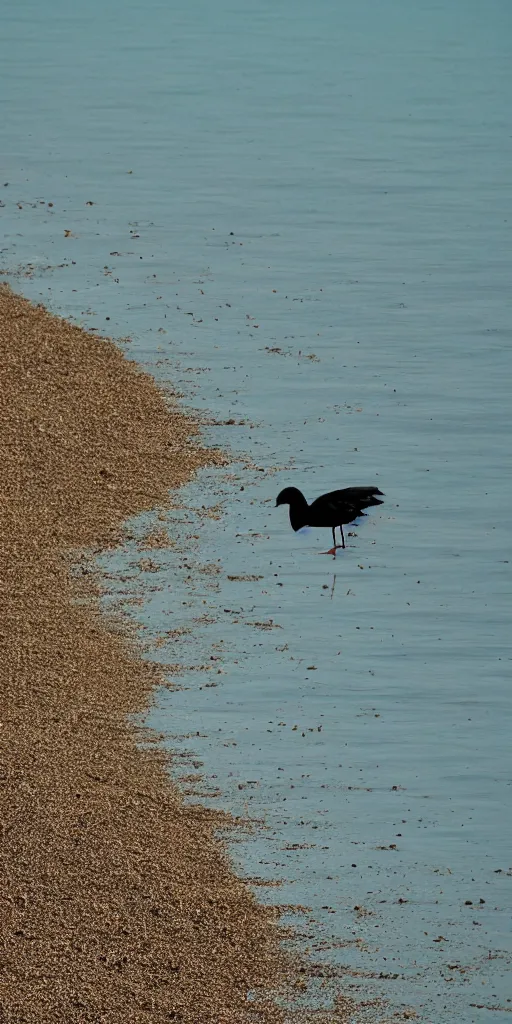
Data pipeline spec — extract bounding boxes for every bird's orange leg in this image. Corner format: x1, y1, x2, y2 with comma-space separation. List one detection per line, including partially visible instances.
320, 527, 343, 556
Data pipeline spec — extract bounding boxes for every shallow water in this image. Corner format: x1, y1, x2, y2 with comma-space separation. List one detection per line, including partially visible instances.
2, 0, 512, 1019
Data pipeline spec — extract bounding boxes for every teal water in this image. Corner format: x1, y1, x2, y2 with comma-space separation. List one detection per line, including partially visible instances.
2, 1, 512, 1020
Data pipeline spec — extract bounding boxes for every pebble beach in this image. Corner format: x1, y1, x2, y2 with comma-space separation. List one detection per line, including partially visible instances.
0, 285, 300, 1023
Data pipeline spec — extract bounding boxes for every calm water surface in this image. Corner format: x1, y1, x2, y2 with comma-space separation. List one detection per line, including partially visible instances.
2, 1, 511, 1020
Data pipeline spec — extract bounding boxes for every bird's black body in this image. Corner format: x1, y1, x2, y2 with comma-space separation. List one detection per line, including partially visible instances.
275, 485, 384, 552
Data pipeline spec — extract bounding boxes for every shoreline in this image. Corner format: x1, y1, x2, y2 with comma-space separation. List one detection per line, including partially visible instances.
0, 284, 299, 1023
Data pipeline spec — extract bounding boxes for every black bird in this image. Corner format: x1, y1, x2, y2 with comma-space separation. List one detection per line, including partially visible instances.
275, 485, 384, 555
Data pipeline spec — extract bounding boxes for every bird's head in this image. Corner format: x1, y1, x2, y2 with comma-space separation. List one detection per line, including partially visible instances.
275, 486, 304, 508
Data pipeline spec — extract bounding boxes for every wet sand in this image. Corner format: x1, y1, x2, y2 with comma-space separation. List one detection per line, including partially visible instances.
0, 284, 299, 1023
